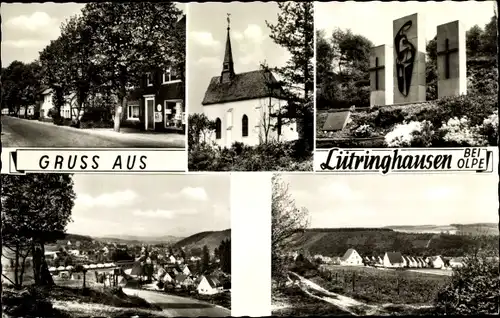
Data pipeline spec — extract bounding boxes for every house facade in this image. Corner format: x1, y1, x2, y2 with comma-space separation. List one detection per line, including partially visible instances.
383, 252, 404, 268
39, 88, 76, 120
127, 14, 186, 133
340, 248, 363, 266
196, 275, 222, 295
201, 18, 298, 148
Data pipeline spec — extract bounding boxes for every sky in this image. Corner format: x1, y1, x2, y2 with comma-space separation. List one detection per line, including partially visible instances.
316, 1, 496, 47
187, 2, 290, 114
280, 173, 499, 228
1, 2, 186, 67
66, 174, 230, 238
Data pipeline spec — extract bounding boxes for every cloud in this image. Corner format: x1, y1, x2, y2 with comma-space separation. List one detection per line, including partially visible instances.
133, 208, 198, 219
180, 187, 208, 201
75, 190, 139, 208
318, 182, 357, 200
196, 56, 220, 69
2, 39, 48, 49
6, 12, 57, 32
190, 31, 221, 49
243, 24, 266, 44
164, 186, 209, 202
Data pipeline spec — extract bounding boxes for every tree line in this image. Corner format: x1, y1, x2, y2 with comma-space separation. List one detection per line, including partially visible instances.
2, 2, 185, 132
316, 15, 498, 110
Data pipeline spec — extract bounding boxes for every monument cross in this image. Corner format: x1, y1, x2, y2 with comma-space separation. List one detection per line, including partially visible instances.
437, 38, 458, 79
370, 57, 385, 90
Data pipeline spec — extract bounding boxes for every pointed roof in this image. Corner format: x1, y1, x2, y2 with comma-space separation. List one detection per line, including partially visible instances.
223, 26, 234, 72
385, 252, 404, 265
341, 248, 358, 261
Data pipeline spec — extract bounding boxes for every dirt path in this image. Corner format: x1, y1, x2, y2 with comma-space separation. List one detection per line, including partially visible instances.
289, 272, 433, 316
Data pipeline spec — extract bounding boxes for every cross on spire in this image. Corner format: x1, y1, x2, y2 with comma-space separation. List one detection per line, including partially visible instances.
227, 13, 231, 30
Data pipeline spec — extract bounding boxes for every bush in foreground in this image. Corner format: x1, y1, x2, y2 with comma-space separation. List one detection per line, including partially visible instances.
189, 140, 313, 171
435, 255, 499, 315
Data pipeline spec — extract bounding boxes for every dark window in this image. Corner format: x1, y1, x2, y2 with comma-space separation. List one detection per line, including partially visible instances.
215, 118, 222, 139
242, 115, 248, 137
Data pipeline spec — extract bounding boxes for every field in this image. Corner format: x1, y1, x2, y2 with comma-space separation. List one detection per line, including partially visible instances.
272, 285, 352, 316
315, 265, 451, 305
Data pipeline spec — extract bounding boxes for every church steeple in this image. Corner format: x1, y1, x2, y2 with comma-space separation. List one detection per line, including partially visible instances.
221, 13, 235, 83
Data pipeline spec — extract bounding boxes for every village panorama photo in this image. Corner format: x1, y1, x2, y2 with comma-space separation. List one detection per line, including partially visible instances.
187, 2, 314, 171
1, 2, 186, 148
271, 173, 499, 316
1, 174, 231, 317
315, 1, 498, 149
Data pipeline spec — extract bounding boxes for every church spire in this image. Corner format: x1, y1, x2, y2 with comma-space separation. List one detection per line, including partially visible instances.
221, 13, 235, 83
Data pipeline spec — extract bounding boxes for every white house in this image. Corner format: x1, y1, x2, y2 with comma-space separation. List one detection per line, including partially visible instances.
340, 248, 363, 266
180, 265, 191, 276
427, 256, 445, 269
68, 249, 80, 257
39, 88, 76, 120
383, 252, 404, 268
196, 275, 222, 295
1, 108, 9, 115
201, 18, 298, 148
169, 255, 176, 264
449, 257, 465, 268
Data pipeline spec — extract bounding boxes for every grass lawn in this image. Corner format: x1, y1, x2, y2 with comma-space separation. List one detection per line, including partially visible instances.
272, 285, 352, 316
317, 265, 451, 305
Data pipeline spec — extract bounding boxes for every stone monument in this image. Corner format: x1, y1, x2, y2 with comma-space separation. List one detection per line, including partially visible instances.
436, 20, 467, 98
369, 45, 394, 106
393, 13, 426, 103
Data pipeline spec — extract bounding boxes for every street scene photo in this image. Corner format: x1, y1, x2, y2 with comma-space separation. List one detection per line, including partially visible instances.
2, 174, 231, 317
315, 1, 498, 149
187, 2, 314, 171
271, 173, 499, 316
1, 2, 186, 148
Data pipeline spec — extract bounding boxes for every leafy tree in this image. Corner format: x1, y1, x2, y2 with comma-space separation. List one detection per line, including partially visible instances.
1, 61, 41, 117
201, 245, 210, 273
81, 2, 184, 132
435, 254, 499, 314
218, 239, 231, 274
271, 175, 309, 287
1, 174, 75, 287
188, 113, 216, 149
266, 2, 314, 149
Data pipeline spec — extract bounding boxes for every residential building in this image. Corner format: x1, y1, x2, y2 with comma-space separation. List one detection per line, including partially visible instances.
196, 275, 223, 295
340, 248, 363, 266
383, 252, 404, 268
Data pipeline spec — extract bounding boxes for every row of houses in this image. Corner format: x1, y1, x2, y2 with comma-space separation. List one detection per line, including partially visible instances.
7, 15, 186, 133
307, 248, 467, 269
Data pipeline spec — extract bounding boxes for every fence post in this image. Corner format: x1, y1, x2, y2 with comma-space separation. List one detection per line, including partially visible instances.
352, 272, 355, 292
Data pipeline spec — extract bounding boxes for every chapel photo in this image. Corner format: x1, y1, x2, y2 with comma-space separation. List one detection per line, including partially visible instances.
315, 1, 498, 149
187, 2, 314, 171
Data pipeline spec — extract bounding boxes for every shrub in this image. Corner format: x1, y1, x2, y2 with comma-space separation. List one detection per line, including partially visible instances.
438, 116, 486, 147
353, 124, 374, 138
384, 121, 427, 147
79, 107, 113, 128
435, 255, 499, 315
375, 107, 405, 129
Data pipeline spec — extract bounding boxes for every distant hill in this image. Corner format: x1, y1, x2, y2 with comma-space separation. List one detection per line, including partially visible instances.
174, 229, 230, 253
96, 235, 182, 245
285, 225, 498, 258
385, 223, 499, 236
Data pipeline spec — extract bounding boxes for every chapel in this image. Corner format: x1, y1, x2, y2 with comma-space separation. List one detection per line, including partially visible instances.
201, 15, 298, 147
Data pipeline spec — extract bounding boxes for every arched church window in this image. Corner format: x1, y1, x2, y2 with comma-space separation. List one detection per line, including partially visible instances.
242, 115, 248, 137
215, 118, 222, 139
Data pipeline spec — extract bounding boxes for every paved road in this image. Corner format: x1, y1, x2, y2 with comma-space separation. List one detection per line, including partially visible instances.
1, 116, 184, 148
123, 288, 231, 317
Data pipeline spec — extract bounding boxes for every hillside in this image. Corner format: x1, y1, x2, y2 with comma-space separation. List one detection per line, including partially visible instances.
285, 226, 499, 258
174, 229, 231, 253
386, 223, 499, 235
96, 235, 182, 245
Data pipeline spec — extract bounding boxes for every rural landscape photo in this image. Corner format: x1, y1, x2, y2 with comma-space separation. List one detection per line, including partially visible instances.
1, 2, 185, 148
187, 2, 313, 171
271, 173, 499, 316
2, 174, 231, 317
316, 1, 498, 149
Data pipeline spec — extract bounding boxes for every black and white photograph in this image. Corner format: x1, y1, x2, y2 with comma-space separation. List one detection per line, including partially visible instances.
1, 2, 186, 148
271, 173, 499, 316
315, 1, 498, 149
1, 174, 231, 317
187, 2, 314, 171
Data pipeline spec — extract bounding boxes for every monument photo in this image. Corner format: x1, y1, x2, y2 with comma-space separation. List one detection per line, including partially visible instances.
315, 1, 497, 149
